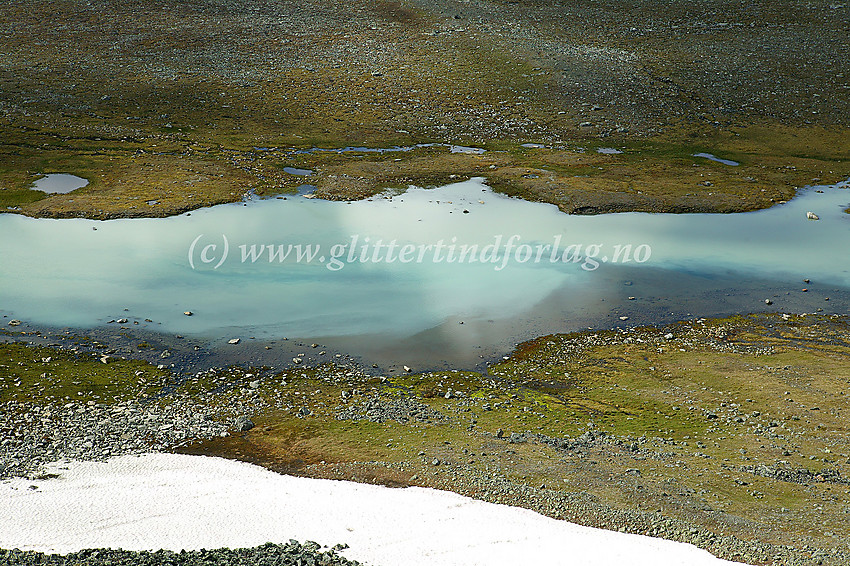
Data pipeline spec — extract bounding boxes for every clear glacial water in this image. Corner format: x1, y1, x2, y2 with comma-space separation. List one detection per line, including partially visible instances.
1, 178, 848, 366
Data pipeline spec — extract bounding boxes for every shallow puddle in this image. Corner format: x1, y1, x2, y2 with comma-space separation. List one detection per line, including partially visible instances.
693, 153, 740, 166
31, 173, 89, 194
282, 167, 313, 176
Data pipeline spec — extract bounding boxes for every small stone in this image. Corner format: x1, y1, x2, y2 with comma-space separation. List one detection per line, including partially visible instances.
183, 311, 193, 316
7, 320, 21, 326
234, 415, 254, 432
806, 211, 819, 220
764, 299, 773, 305
228, 338, 240, 344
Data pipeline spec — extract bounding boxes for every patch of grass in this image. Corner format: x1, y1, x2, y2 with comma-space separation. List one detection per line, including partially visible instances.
0, 342, 167, 404
0, 188, 47, 208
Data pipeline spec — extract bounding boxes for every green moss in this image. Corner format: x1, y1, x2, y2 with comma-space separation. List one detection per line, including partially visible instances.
0, 188, 47, 208
0, 342, 167, 404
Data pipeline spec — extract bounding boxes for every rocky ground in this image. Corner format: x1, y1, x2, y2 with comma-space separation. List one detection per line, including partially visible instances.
0, 541, 361, 566
0, 0, 848, 218
2, 313, 850, 565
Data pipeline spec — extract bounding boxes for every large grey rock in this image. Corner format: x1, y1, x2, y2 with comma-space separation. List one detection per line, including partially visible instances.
234, 415, 255, 432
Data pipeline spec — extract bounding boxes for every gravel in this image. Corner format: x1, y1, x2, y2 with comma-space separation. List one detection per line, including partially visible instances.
336, 395, 445, 424
0, 541, 363, 566
741, 464, 850, 486
0, 398, 232, 480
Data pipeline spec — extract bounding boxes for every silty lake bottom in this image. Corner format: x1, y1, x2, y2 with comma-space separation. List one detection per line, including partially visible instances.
1, 177, 849, 372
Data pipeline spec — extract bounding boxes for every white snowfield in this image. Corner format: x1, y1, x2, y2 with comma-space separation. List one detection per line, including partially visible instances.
0, 453, 747, 566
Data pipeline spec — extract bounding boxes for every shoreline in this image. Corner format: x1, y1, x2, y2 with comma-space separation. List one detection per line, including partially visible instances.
3, 142, 849, 222
3, 313, 850, 564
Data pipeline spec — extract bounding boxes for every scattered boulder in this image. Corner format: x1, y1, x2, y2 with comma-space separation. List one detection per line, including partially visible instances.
234, 415, 254, 432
